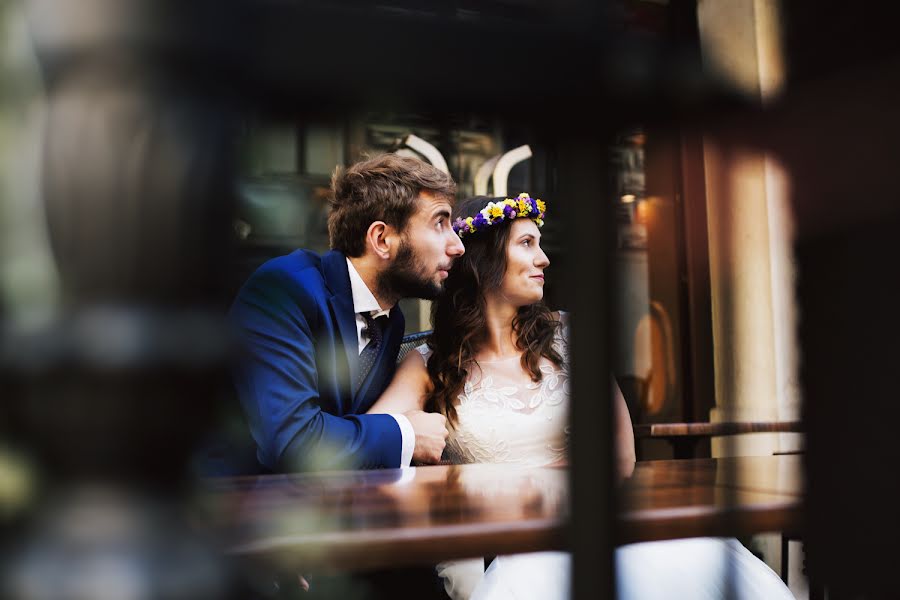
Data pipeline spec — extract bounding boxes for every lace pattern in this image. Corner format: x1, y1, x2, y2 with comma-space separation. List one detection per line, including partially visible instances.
417, 312, 570, 467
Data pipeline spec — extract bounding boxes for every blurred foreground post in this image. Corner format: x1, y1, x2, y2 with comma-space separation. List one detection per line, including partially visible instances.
2, 1, 237, 597
760, 4, 900, 597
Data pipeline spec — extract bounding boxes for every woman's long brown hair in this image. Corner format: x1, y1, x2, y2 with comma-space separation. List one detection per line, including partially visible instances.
425, 196, 563, 427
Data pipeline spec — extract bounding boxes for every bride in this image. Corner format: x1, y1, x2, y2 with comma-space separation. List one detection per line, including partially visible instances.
369, 194, 794, 599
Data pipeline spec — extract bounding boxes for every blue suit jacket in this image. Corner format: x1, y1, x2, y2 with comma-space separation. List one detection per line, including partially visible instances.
230, 249, 405, 472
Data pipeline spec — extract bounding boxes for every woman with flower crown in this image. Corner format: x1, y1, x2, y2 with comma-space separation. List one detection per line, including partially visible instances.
368, 194, 794, 600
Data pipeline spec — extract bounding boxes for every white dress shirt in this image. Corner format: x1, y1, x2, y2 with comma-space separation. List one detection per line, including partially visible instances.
346, 258, 415, 467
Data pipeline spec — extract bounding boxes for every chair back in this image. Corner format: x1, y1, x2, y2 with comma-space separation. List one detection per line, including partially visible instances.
398, 331, 431, 363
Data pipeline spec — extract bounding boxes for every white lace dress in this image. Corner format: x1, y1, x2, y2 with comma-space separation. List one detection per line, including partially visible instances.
416, 313, 794, 600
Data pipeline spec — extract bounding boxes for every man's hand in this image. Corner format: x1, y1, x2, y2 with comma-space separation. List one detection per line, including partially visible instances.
404, 410, 448, 464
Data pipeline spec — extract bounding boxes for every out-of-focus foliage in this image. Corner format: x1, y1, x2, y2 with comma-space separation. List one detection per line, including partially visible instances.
0, 0, 60, 326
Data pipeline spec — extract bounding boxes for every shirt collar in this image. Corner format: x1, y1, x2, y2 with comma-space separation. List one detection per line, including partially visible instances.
346, 257, 392, 319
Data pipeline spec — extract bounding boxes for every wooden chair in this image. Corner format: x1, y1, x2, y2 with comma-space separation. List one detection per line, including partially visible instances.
633, 420, 804, 459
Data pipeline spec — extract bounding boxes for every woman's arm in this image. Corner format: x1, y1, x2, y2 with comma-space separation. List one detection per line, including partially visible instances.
547, 376, 636, 474
612, 377, 637, 478
367, 351, 432, 414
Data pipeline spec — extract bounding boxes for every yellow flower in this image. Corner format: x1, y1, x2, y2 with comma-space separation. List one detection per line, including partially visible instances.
535, 218, 544, 227
517, 199, 529, 216
536, 199, 546, 213
488, 204, 504, 218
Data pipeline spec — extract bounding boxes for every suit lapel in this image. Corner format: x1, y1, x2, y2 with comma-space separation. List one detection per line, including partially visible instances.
321, 251, 360, 412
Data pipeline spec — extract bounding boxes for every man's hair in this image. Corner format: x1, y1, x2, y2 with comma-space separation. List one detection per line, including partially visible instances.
328, 154, 457, 257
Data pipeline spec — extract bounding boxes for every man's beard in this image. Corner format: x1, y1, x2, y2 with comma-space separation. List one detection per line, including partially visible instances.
377, 240, 443, 301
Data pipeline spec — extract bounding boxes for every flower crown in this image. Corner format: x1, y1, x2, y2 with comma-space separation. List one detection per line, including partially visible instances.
452, 193, 547, 239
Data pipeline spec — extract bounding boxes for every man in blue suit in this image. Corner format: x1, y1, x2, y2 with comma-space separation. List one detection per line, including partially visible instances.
230, 154, 464, 473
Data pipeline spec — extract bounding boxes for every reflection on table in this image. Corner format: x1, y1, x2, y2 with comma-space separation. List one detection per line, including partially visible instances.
201, 455, 802, 572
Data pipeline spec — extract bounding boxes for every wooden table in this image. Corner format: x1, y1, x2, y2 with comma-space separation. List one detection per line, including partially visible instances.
633, 421, 804, 458
618, 455, 803, 543
202, 455, 802, 572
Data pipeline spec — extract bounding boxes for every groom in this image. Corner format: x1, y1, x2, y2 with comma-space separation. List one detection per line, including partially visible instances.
230, 153, 463, 473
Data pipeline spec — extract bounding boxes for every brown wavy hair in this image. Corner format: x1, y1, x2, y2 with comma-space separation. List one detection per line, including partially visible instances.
328, 154, 457, 257
425, 196, 562, 427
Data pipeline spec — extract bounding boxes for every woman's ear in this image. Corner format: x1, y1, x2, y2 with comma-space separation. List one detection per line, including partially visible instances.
365, 221, 398, 260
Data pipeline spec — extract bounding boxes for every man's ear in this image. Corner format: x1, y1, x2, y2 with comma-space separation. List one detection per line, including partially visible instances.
365, 221, 398, 260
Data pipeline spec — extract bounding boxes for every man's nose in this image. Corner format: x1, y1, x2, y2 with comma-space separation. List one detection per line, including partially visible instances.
447, 231, 465, 256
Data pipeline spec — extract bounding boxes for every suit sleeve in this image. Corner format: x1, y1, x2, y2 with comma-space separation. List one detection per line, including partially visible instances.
229, 268, 402, 472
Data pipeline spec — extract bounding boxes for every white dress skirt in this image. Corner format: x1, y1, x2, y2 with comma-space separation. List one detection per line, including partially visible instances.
470, 540, 792, 600
416, 314, 795, 600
